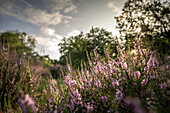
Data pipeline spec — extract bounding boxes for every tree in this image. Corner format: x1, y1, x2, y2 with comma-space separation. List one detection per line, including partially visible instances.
115, 0, 170, 54
58, 27, 118, 69
0, 30, 37, 56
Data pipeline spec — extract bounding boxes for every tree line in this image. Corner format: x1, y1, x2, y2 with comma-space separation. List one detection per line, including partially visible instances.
1, 0, 169, 70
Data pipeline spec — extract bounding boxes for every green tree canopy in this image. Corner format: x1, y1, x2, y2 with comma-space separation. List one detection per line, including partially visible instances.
58, 27, 118, 69
0, 30, 37, 56
115, 0, 170, 53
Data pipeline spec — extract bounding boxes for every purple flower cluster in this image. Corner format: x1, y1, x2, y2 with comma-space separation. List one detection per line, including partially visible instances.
17, 94, 36, 113
46, 34, 169, 112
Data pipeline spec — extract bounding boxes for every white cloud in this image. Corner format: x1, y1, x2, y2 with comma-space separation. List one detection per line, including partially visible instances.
67, 30, 81, 37
64, 5, 77, 13
35, 29, 81, 59
41, 27, 55, 36
41, 0, 77, 13
64, 20, 70, 24
41, 27, 63, 39
106, 1, 121, 15
35, 35, 62, 60
107, 2, 114, 8
0, 0, 76, 26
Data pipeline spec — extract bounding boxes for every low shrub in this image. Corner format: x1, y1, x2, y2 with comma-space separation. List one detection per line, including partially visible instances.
0, 33, 169, 113
0, 45, 29, 112
55, 34, 169, 113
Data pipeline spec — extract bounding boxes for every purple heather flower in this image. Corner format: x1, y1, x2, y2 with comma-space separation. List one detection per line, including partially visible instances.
134, 71, 141, 80
104, 48, 110, 59
117, 46, 125, 58
166, 65, 170, 70
67, 64, 72, 73
112, 80, 119, 88
141, 79, 148, 85
108, 109, 114, 113
81, 68, 84, 76
160, 82, 167, 92
69, 104, 74, 111
147, 55, 158, 69
144, 67, 148, 72
152, 56, 158, 67
70, 80, 76, 86
90, 67, 95, 75
94, 48, 99, 58
101, 96, 107, 103
149, 75, 158, 79
151, 91, 155, 97
17, 94, 36, 113
86, 70, 90, 78
142, 59, 146, 65
87, 103, 93, 113
95, 80, 101, 88
118, 57, 124, 62
121, 62, 127, 69
24, 94, 35, 106
115, 89, 123, 102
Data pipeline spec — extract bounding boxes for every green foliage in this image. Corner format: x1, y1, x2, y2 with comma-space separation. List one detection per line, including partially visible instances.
58, 27, 118, 69
115, 0, 170, 54
48, 64, 66, 79
0, 30, 37, 56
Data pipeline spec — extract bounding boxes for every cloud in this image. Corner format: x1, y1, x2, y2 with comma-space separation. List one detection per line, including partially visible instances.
41, 0, 77, 13
64, 4, 77, 13
35, 29, 81, 59
0, 0, 76, 26
34, 34, 62, 60
41, 27, 63, 39
107, 1, 114, 8
106, 1, 121, 15
67, 30, 81, 37
41, 27, 56, 36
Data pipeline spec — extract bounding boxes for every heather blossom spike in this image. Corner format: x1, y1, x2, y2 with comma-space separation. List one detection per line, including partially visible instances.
86, 102, 93, 113
115, 89, 123, 102
121, 62, 127, 69
160, 82, 167, 92
141, 79, 148, 85
112, 79, 119, 88
134, 71, 141, 80
101, 96, 107, 103
17, 94, 36, 113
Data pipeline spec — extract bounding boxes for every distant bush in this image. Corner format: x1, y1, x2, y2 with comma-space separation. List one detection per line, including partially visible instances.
48, 64, 66, 79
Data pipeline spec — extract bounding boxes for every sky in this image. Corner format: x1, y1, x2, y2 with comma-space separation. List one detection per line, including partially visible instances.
1, 0, 167, 60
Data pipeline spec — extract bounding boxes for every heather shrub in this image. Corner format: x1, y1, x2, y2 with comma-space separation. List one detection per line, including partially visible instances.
0, 33, 169, 113
0, 45, 29, 112
56, 34, 169, 113
0, 43, 60, 112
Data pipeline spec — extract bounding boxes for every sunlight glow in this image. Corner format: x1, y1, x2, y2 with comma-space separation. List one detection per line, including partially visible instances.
47, 29, 55, 36
131, 49, 137, 55
135, 28, 141, 33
